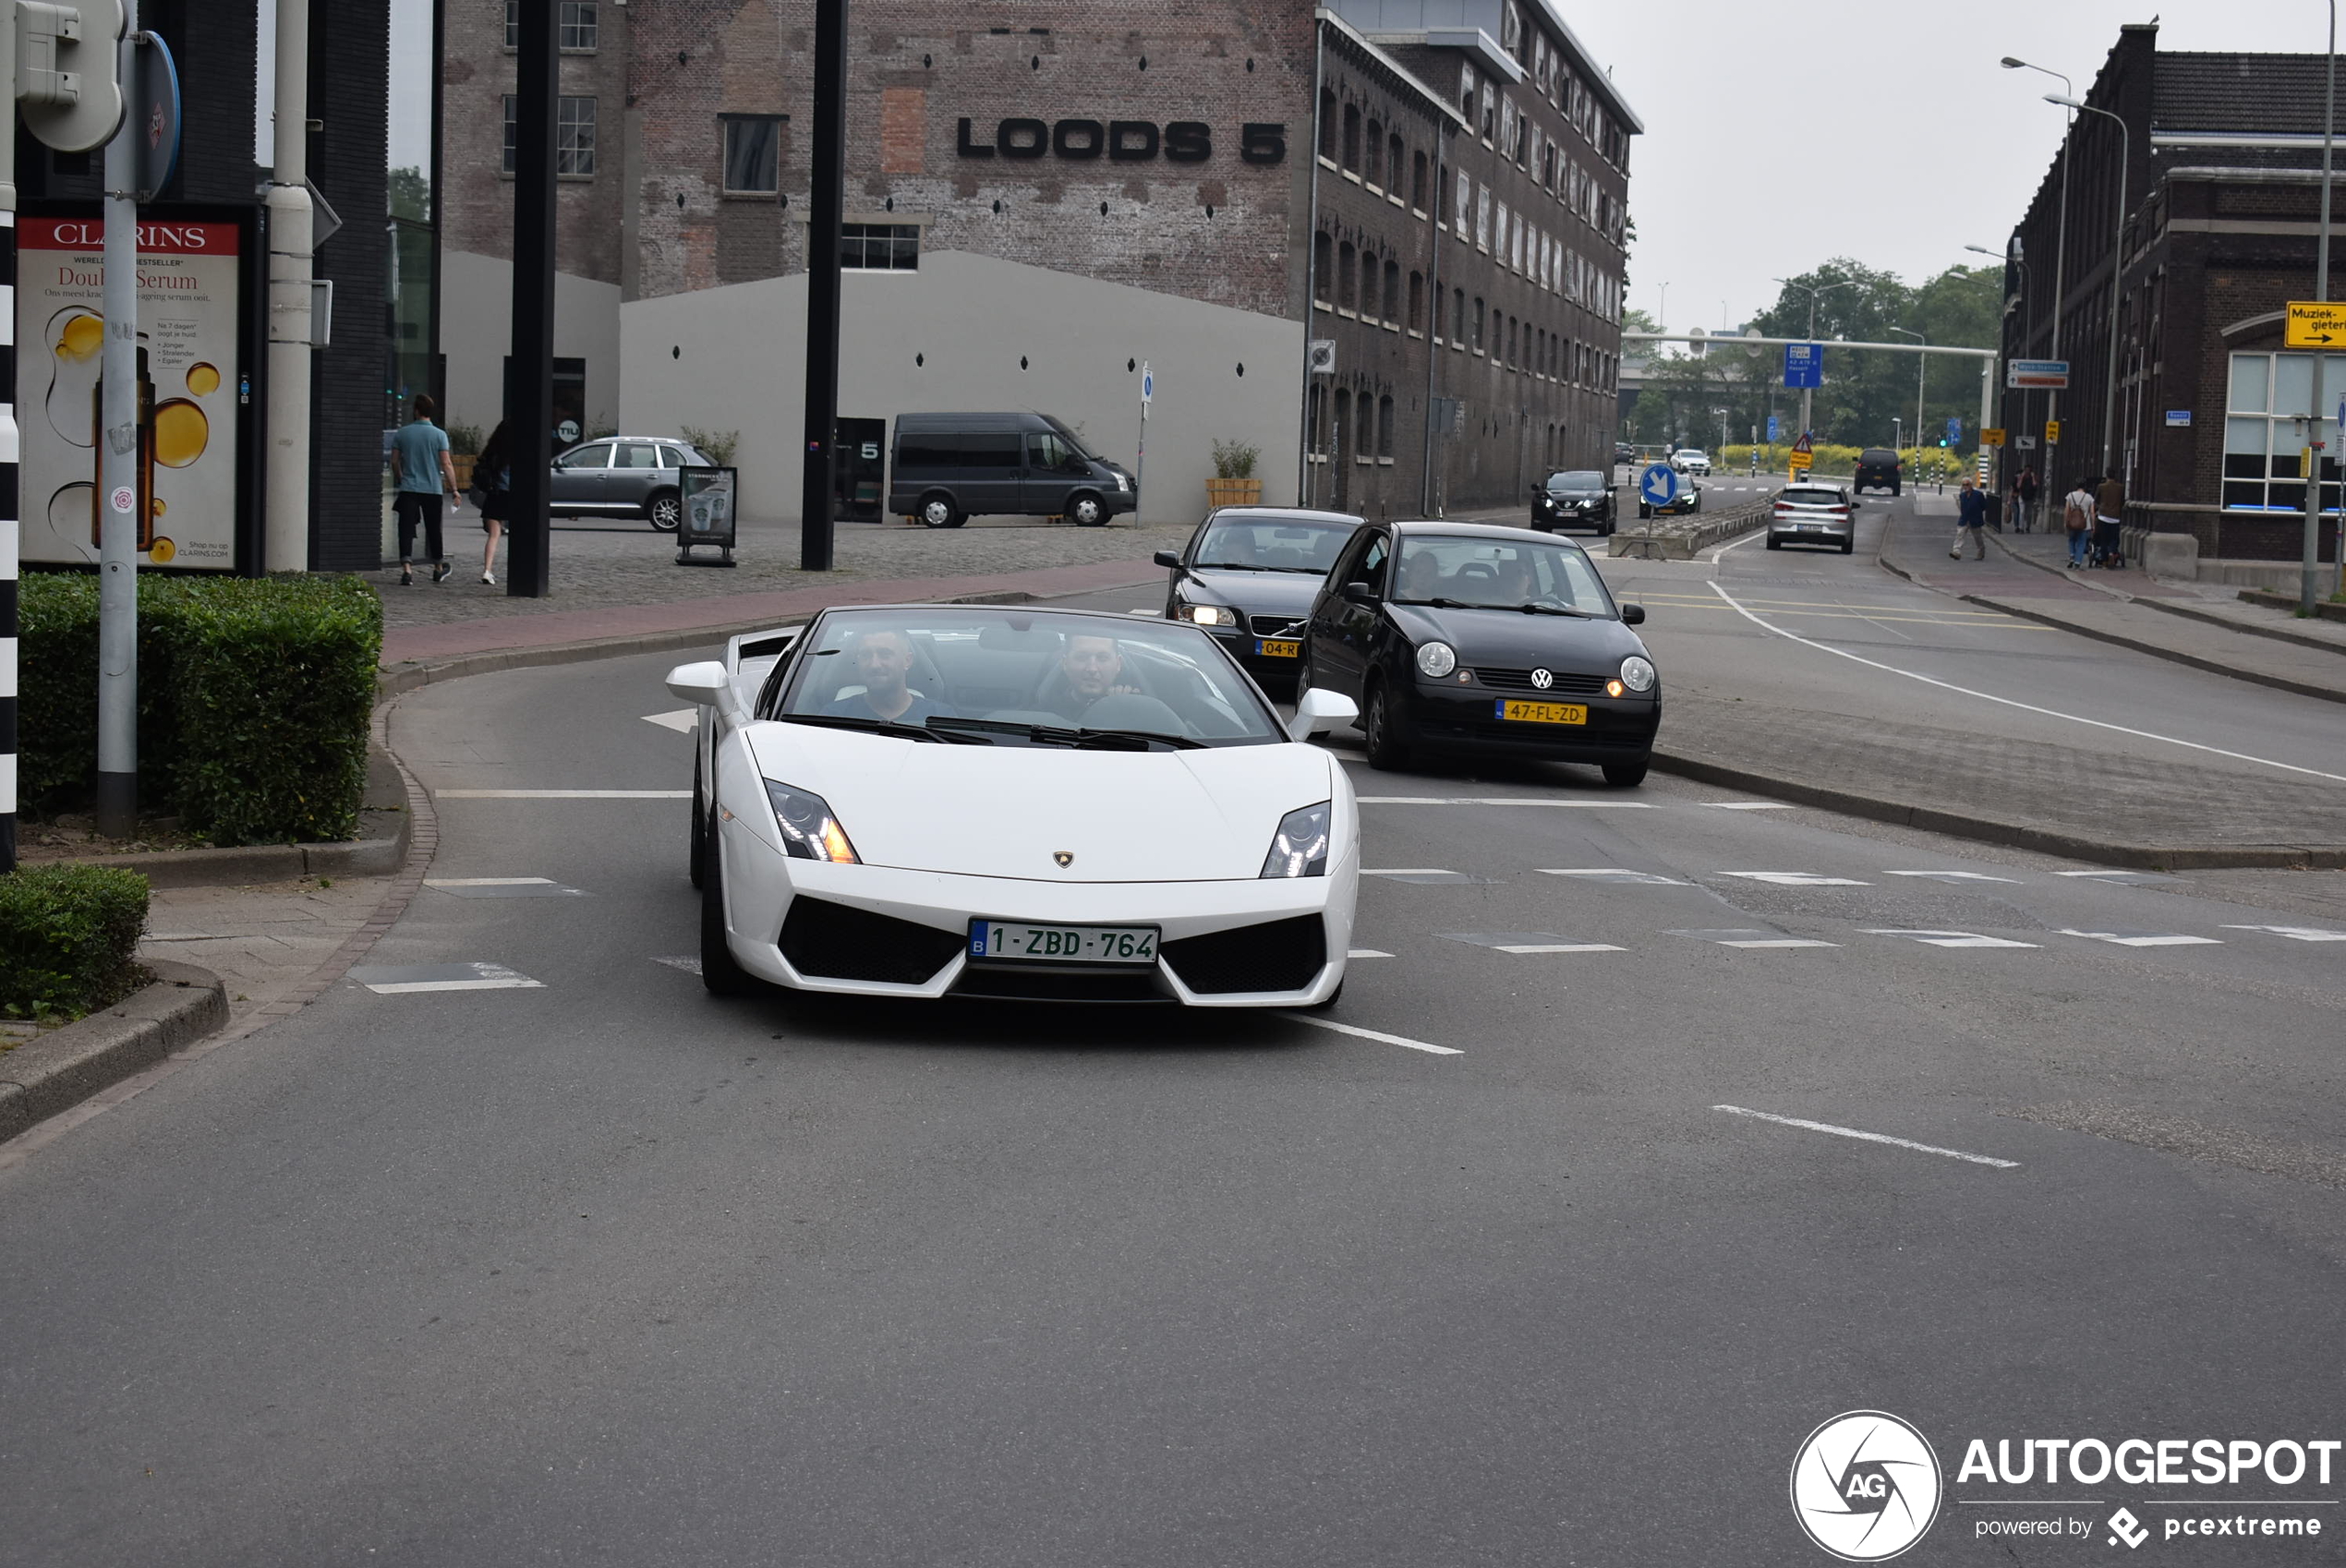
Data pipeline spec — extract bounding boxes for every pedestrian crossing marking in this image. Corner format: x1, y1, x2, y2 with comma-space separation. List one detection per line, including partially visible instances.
1865, 929, 2040, 948
1707, 802, 1793, 811
1667, 928, 1838, 949
2219, 924, 2346, 942
1540, 868, 1687, 886
2058, 929, 2222, 947
1718, 871, 1869, 887
1884, 870, 2022, 884
1438, 932, 1626, 954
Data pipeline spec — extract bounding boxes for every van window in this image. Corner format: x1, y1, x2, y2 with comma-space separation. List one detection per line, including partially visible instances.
1029, 432, 1089, 475
963, 434, 1022, 468
898, 433, 960, 470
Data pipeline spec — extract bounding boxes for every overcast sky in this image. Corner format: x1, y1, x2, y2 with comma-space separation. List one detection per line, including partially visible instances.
1566, 3, 2335, 335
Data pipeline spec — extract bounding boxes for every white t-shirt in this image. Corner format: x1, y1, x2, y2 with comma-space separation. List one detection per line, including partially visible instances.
2063, 488, 2094, 527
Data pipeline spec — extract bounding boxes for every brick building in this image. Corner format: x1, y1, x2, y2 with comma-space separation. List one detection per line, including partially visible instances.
438, 0, 1636, 523
1996, 21, 2343, 582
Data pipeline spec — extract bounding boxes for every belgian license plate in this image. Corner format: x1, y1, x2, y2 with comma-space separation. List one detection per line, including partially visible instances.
969, 920, 1161, 966
1495, 699, 1588, 725
1254, 638, 1301, 658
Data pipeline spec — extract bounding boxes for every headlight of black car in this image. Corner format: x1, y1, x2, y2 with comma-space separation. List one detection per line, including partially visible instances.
1175, 603, 1239, 627
1260, 802, 1332, 878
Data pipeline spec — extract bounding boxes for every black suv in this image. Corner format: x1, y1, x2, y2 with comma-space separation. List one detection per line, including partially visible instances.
1853, 448, 1903, 496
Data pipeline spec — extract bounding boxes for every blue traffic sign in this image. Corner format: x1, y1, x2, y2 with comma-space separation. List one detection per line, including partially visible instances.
1945, 416, 1962, 444
1783, 342, 1823, 390
1766, 415, 1781, 443
1639, 464, 1680, 507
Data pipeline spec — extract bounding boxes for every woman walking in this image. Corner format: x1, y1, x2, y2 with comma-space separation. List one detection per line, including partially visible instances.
471, 420, 514, 585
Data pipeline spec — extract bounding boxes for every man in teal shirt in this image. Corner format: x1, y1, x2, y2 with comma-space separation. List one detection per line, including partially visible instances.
390, 393, 460, 585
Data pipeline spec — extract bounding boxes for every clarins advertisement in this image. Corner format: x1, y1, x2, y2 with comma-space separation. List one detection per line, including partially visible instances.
17, 217, 242, 569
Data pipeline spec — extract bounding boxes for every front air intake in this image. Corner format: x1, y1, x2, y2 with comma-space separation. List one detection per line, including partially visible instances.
1161, 915, 1328, 995
779, 898, 965, 985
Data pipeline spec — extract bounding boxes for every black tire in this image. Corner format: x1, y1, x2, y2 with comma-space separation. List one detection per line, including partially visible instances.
647, 489, 683, 532
1361, 677, 1414, 771
1766, 535, 1783, 549
1068, 491, 1107, 527
1839, 538, 1855, 555
918, 491, 961, 530
688, 753, 707, 890
1891, 484, 1902, 497
1602, 755, 1651, 789
699, 825, 767, 996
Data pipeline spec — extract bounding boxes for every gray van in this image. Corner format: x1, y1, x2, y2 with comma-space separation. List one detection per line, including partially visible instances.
889, 412, 1136, 528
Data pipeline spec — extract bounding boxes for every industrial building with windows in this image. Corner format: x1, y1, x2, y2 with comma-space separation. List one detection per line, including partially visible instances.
437, 0, 1636, 524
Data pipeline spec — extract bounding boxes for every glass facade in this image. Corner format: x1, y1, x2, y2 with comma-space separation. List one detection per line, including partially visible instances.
2224, 352, 2340, 513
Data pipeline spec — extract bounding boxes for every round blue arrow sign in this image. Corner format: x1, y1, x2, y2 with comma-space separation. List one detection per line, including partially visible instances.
1639, 464, 1680, 507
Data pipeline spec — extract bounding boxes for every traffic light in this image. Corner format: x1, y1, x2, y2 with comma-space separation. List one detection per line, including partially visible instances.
16, 0, 127, 154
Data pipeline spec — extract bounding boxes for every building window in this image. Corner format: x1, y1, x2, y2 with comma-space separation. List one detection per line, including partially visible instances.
1472, 296, 1485, 354
1378, 394, 1395, 460
1383, 258, 1400, 325
1356, 393, 1374, 464
502, 95, 598, 175
1453, 287, 1465, 346
1319, 89, 1338, 162
1476, 186, 1492, 249
1333, 390, 1351, 461
1460, 64, 1477, 117
1364, 118, 1383, 187
1408, 270, 1425, 333
722, 115, 781, 194
1313, 232, 1333, 306
841, 223, 919, 270
507, 2, 598, 51
1337, 242, 1357, 311
2225, 352, 2338, 512
1456, 171, 1471, 235
1387, 134, 1405, 195
1412, 150, 1429, 212
1429, 282, 1442, 340
1342, 103, 1361, 173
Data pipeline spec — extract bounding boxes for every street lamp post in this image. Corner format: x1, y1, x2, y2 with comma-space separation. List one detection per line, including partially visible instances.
1969, 241, 2032, 513
2005, 60, 2073, 489
1890, 326, 1928, 509
2047, 94, 2129, 503
1772, 276, 1856, 441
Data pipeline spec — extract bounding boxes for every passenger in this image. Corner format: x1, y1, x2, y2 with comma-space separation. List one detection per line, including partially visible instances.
825, 628, 951, 725
1045, 633, 1143, 721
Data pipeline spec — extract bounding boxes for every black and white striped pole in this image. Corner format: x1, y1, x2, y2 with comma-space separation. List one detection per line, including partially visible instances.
1, 199, 17, 876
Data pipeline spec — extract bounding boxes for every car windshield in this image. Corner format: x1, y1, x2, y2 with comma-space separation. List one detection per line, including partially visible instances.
1547, 471, 1606, 489
1193, 516, 1357, 573
1391, 537, 1619, 615
1675, 452, 1707, 461
769, 609, 1285, 747
1782, 488, 1846, 506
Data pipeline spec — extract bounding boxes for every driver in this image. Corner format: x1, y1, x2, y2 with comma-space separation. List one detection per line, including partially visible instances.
1492, 555, 1537, 604
1044, 633, 1143, 721
824, 628, 951, 725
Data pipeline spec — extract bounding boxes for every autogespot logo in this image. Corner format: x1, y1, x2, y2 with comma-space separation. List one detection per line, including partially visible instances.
1791, 1411, 1944, 1562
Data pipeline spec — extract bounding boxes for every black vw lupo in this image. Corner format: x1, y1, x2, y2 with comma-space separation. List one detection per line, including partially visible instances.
1299, 522, 1659, 785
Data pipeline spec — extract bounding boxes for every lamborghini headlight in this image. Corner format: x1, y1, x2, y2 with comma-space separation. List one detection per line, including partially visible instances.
1260, 802, 1332, 878
764, 780, 860, 862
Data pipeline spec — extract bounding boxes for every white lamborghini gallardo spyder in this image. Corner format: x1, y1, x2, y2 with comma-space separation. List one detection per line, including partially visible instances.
669, 604, 1361, 1007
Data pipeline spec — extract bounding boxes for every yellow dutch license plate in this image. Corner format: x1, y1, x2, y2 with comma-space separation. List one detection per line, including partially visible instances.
1496, 699, 1588, 725
1254, 638, 1301, 658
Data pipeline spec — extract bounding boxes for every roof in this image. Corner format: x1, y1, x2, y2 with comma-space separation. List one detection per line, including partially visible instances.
1388, 520, 1579, 543
2156, 54, 2346, 136
1205, 507, 1366, 525
893, 412, 1063, 431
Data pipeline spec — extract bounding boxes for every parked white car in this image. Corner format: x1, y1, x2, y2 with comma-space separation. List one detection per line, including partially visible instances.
670, 605, 1361, 1007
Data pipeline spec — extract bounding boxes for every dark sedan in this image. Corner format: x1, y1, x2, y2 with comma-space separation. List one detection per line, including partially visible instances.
1531, 469, 1617, 535
1155, 506, 1365, 689
1300, 522, 1658, 786
1636, 476, 1702, 520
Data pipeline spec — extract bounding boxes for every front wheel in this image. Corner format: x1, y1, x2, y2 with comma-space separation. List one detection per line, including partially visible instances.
1602, 755, 1651, 789
688, 754, 707, 889
647, 489, 683, 532
699, 827, 768, 996
1362, 678, 1415, 771
1068, 491, 1108, 527
919, 492, 962, 529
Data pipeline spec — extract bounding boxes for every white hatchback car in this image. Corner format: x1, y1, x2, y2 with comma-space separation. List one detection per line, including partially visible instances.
670, 605, 1362, 1007
1671, 449, 1712, 476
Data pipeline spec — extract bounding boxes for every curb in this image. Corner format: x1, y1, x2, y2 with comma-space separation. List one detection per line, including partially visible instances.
1648, 749, 2346, 871
0, 959, 230, 1143
2143, 595, 2346, 657
374, 579, 1158, 696
2240, 586, 2346, 624
1610, 501, 1772, 560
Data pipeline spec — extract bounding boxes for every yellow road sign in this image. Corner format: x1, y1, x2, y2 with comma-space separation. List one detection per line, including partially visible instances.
2044, 419, 2062, 444
2285, 300, 2346, 348
1981, 428, 2006, 447
1788, 451, 1813, 472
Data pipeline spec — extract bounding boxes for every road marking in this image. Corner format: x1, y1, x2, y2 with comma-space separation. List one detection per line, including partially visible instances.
1717, 871, 1869, 887
1668, 927, 1838, 949
653, 956, 704, 972
2059, 929, 2223, 947
349, 961, 546, 994
642, 709, 697, 733
2053, 870, 2177, 884
1278, 1012, 1460, 1055
429, 876, 558, 886
1541, 868, 1687, 885
1885, 870, 2023, 883
1361, 868, 1492, 884
1355, 797, 1455, 805
1353, 796, 1651, 808
1865, 928, 2041, 948
1347, 948, 1396, 959
1438, 931, 1625, 954
1707, 802, 1792, 811
425, 877, 588, 899
1713, 1104, 2021, 1169
1706, 578, 2346, 785
2221, 923, 2346, 942
437, 789, 695, 799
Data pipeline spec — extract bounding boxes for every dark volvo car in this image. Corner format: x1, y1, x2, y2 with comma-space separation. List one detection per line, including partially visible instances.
1300, 523, 1659, 786
889, 411, 1135, 528
1154, 506, 1366, 689
1531, 469, 1617, 535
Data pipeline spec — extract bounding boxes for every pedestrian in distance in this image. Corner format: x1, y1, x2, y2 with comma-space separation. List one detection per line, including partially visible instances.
390, 393, 458, 586
1951, 474, 1989, 560
2063, 475, 2097, 569
469, 420, 514, 585
2093, 471, 2127, 569
2017, 464, 2040, 532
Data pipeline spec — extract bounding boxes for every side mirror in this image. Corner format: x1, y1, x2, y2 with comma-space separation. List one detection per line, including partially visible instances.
665, 660, 744, 723
1153, 549, 1182, 570
1340, 581, 1379, 606
1620, 603, 1646, 625
1288, 687, 1360, 742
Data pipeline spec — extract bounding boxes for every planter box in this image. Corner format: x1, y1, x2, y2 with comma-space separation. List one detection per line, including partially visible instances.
1205, 478, 1264, 510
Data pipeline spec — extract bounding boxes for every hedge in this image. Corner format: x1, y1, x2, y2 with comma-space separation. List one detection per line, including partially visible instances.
18, 573, 383, 845
0, 863, 151, 1019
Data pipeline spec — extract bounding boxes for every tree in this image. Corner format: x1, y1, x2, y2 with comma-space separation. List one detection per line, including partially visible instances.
1747, 259, 1997, 447
389, 165, 430, 223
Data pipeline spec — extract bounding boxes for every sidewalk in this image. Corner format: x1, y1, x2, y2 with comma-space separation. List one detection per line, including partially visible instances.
1880, 509, 2346, 706
376, 517, 1190, 667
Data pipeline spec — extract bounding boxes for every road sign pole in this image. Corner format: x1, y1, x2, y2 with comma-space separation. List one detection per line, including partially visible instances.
2310, 9, 2338, 614
94, 5, 140, 838
0, 25, 14, 874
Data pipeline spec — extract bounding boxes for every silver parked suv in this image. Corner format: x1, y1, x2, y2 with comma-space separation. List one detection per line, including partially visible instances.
550, 437, 716, 532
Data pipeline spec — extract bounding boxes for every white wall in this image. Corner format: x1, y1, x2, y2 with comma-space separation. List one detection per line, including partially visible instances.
439, 248, 624, 440
616, 250, 1305, 524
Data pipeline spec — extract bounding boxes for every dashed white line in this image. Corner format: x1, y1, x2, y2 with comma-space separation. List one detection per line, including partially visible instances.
641, 709, 697, 733
1541, 868, 1687, 885
2221, 923, 2346, 942
1885, 870, 2022, 883
1708, 801, 1793, 811
1713, 1104, 2021, 1169
437, 790, 695, 799
1865, 929, 2041, 949
1278, 1012, 1460, 1055
2060, 929, 2222, 947
1718, 871, 1869, 887
1347, 948, 1396, 959
426, 876, 557, 887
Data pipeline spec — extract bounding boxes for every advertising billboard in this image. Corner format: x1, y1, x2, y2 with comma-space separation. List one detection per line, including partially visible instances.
17, 217, 243, 568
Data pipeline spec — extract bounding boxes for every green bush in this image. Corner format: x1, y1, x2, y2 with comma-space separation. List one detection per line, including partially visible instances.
0, 863, 151, 1019
18, 573, 382, 845
1211, 438, 1262, 480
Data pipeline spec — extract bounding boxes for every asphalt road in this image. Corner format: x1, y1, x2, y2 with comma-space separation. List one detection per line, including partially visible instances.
4, 558, 2345, 1564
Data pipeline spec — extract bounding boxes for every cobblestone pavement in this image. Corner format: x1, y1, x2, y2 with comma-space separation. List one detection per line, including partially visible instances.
365, 516, 1198, 631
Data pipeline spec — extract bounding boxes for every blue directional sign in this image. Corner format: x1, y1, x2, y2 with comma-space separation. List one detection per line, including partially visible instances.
1783, 342, 1823, 390
1945, 416, 1963, 444
1766, 415, 1781, 443
1639, 464, 1680, 508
